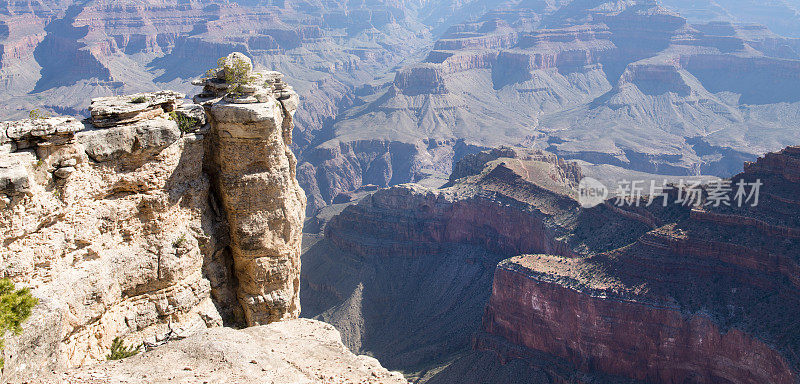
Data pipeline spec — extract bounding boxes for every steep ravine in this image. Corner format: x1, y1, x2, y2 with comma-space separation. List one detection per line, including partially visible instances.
300, 149, 652, 380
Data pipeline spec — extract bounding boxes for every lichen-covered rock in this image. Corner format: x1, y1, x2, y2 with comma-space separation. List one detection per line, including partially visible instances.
196, 53, 306, 326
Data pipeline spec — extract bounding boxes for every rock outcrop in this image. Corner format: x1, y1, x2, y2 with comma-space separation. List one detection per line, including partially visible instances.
0, 91, 221, 381
52, 319, 407, 384
194, 53, 306, 326
0, 54, 309, 381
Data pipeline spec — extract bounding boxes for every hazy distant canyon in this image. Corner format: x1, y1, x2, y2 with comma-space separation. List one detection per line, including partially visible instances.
4, 0, 800, 215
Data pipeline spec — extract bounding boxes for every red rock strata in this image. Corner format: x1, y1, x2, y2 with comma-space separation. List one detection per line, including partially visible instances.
479, 146, 800, 383
483, 256, 795, 384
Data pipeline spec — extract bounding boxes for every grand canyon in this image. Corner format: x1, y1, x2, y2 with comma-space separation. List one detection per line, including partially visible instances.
2, 1, 800, 383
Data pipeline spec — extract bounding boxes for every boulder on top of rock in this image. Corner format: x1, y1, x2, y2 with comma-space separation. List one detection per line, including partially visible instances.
89, 91, 184, 128
78, 117, 181, 162
2, 117, 85, 150
193, 52, 297, 106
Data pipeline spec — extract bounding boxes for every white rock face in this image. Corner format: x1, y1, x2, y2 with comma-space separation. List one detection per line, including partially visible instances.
53, 319, 408, 384
0, 92, 225, 382
0, 68, 357, 382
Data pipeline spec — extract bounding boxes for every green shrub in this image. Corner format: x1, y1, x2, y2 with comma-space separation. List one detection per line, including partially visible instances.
206, 55, 257, 94
130, 96, 148, 104
106, 337, 141, 360
172, 233, 187, 248
168, 111, 200, 133
0, 279, 38, 370
28, 109, 49, 120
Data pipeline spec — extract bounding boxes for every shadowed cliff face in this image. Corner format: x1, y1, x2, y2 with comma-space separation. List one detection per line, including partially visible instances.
301, 147, 656, 380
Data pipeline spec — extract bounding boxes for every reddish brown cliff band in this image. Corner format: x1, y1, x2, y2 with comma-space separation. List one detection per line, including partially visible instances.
482, 263, 796, 384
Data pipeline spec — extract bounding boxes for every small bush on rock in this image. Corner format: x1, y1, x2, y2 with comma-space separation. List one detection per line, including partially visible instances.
0, 279, 38, 370
169, 111, 200, 133
130, 96, 148, 104
107, 337, 141, 360
207, 55, 257, 94
28, 109, 49, 120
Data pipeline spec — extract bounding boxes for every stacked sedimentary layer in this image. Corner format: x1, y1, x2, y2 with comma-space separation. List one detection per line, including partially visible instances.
303, 147, 657, 375
194, 53, 306, 326
0, 55, 308, 382
479, 146, 800, 383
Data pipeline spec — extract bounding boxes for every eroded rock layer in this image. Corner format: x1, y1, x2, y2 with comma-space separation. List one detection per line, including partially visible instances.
195, 55, 306, 326
479, 146, 800, 383
1, 61, 308, 381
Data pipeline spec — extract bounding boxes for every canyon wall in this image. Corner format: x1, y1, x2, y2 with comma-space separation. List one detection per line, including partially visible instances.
302, 148, 652, 379
0, 54, 309, 381
478, 146, 800, 383
482, 257, 795, 384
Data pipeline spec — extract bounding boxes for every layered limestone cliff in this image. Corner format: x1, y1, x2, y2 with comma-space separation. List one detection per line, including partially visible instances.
478, 146, 800, 383
0, 53, 316, 382
0, 91, 221, 381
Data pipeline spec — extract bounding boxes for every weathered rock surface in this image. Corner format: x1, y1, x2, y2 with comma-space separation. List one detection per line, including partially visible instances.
1, 98, 219, 381
1, 69, 307, 381
89, 91, 184, 128
195, 53, 306, 326
52, 319, 407, 384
